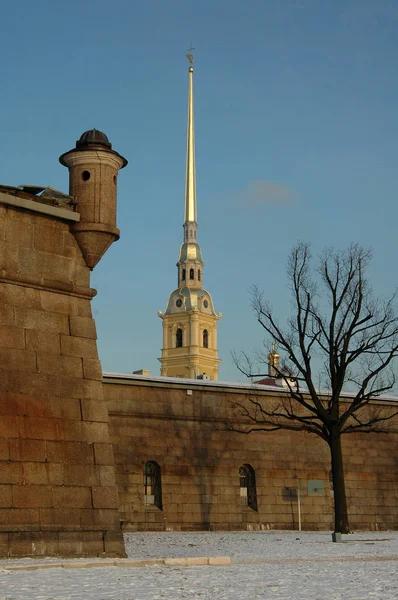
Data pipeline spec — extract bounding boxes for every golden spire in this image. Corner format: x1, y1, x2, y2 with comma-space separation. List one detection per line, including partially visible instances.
184, 44, 197, 225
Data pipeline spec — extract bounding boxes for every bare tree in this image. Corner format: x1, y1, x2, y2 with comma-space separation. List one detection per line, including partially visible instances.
233, 243, 398, 533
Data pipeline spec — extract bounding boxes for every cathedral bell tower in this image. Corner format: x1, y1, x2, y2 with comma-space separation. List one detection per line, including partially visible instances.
158, 51, 221, 380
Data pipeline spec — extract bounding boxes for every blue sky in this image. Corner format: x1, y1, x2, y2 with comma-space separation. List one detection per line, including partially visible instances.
1, 0, 398, 381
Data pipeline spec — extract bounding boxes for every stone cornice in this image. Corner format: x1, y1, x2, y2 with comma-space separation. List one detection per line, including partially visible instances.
0, 191, 80, 222
0, 273, 97, 299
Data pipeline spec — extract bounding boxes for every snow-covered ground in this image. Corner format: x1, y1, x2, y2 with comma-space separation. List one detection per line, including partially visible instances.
1, 531, 398, 599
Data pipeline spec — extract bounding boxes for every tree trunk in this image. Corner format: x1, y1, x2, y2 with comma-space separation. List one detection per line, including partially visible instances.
328, 426, 349, 533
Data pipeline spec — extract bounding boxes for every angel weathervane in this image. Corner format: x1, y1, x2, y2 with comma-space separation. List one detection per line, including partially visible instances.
186, 44, 195, 66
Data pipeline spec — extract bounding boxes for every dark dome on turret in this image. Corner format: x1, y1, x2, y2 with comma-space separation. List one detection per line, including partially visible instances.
59, 129, 128, 168
76, 129, 112, 149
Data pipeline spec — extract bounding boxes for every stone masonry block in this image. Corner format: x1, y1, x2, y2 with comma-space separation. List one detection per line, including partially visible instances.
58, 377, 103, 400
14, 307, 69, 334
40, 508, 82, 531
33, 224, 63, 255
94, 443, 115, 466
57, 532, 84, 556
81, 399, 109, 423
0, 372, 8, 393
0, 510, 40, 533
103, 531, 126, 556
20, 417, 69, 442
9, 439, 46, 462
5, 217, 34, 248
46, 441, 94, 465
60, 335, 98, 358
91, 486, 119, 509
17, 247, 44, 279
0, 283, 41, 310
38, 508, 66, 530
0, 326, 25, 349
3, 394, 77, 421
41, 253, 75, 285
99, 466, 116, 487
164, 557, 188, 566
46, 398, 82, 421
0, 347, 36, 373
0, 438, 9, 460
186, 557, 208, 566
53, 486, 92, 509
83, 358, 103, 380
37, 353, 83, 379
0, 283, 42, 310
12, 485, 53, 508
0, 532, 9, 557
0, 462, 23, 485
74, 264, 90, 287
0, 209, 5, 241
0, 415, 21, 439
63, 465, 100, 486
208, 557, 231, 566
69, 316, 97, 339
46, 463, 64, 486
80, 508, 121, 531
21, 463, 49, 485
40, 291, 81, 317
7, 531, 56, 557
66, 531, 105, 557
25, 330, 61, 354
0, 485, 12, 508
0, 240, 18, 273
76, 421, 110, 444
0, 303, 14, 326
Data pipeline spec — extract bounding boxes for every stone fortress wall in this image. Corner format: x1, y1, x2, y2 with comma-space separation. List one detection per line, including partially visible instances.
0, 128, 127, 558
105, 374, 398, 533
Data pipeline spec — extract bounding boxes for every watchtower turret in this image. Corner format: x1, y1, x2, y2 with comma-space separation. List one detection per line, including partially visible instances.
59, 129, 127, 269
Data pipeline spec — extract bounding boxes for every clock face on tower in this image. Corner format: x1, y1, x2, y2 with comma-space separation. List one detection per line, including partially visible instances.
176, 298, 183, 308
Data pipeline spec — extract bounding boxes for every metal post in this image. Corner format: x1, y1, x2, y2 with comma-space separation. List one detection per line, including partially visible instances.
297, 484, 301, 532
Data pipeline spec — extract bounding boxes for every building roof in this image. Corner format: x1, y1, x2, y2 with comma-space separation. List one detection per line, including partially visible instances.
163, 286, 217, 316
254, 377, 281, 386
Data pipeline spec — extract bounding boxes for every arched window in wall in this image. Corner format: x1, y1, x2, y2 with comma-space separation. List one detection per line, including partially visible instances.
198, 269, 201, 281
176, 328, 183, 348
144, 461, 162, 509
189, 268, 194, 280
239, 464, 258, 511
203, 329, 208, 348
182, 268, 186, 281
